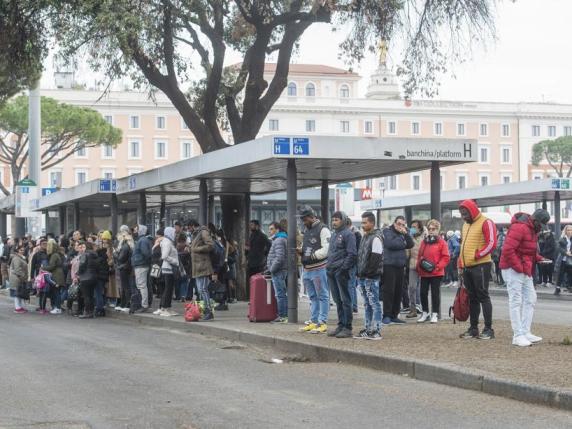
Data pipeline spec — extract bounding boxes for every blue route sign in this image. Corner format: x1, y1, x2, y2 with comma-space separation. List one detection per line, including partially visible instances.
293, 137, 309, 155
99, 179, 117, 193
273, 137, 291, 155
42, 188, 58, 196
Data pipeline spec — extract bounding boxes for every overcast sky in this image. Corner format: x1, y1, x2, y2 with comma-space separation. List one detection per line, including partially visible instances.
43, 0, 572, 104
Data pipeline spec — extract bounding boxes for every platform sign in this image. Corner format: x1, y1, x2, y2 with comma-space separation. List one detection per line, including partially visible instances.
552, 178, 571, 190
99, 179, 117, 193
292, 137, 310, 155
129, 176, 137, 190
273, 137, 291, 155
42, 187, 58, 196
15, 179, 37, 217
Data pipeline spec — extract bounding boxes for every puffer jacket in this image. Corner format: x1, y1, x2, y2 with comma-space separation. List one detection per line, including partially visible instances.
326, 222, 357, 272
190, 226, 214, 278
78, 250, 99, 283
383, 225, 414, 267
267, 232, 288, 274
417, 236, 450, 277
499, 212, 543, 276
160, 227, 179, 275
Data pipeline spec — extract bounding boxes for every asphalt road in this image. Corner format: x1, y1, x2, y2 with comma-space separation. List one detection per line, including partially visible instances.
1, 299, 571, 429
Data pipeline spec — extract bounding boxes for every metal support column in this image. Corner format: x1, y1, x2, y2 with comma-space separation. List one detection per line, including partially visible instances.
430, 161, 441, 221
110, 194, 118, 235
542, 199, 547, 211
208, 195, 215, 225
0, 212, 6, 239
321, 180, 329, 225
159, 196, 166, 228
404, 206, 413, 226
243, 192, 251, 301
73, 202, 80, 231
287, 159, 298, 323
137, 192, 147, 226
199, 179, 208, 226
554, 191, 561, 237
59, 206, 66, 235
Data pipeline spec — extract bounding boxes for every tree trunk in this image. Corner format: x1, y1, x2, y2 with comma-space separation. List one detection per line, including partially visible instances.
220, 193, 250, 300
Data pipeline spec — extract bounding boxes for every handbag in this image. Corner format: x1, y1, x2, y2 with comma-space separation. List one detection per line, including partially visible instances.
184, 302, 201, 322
68, 283, 80, 301
420, 258, 435, 272
150, 264, 162, 278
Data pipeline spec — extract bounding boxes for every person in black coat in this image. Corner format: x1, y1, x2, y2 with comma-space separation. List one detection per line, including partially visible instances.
538, 230, 556, 287
246, 220, 272, 278
78, 242, 100, 319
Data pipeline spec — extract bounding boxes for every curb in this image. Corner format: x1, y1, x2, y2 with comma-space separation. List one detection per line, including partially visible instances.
108, 310, 572, 412
488, 288, 572, 302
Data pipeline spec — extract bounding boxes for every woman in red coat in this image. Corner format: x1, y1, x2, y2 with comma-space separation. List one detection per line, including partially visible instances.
417, 219, 450, 324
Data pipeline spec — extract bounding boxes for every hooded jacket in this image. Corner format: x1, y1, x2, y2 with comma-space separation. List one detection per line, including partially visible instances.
382, 225, 414, 267
247, 229, 272, 269
132, 224, 152, 268
160, 227, 179, 274
267, 231, 288, 274
459, 199, 497, 268
499, 212, 543, 276
326, 215, 357, 272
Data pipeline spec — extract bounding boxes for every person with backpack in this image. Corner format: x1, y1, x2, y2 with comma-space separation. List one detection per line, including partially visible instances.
416, 219, 450, 324
132, 224, 153, 312
267, 222, 288, 323
77, 241, 100, 319
355, 211, 383, 340
10, 245, 29, 313
500, 209, 551, 347
190, 222, 215, 321
114, 226, 134, 313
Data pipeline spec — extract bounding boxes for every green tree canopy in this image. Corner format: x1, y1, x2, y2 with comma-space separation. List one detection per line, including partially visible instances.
0, 0, 48, 104
0, 96, 122, 195
532, 136, 572, 178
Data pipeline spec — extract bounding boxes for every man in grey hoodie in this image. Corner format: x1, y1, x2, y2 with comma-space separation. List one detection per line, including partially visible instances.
326, 211, 357, 338
132, 224, 152, 312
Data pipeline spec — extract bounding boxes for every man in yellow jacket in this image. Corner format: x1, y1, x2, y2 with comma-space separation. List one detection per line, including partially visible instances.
458, 199, 497, 340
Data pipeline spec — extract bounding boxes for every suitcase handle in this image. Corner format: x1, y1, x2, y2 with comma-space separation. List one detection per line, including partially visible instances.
265, 278, 272, 306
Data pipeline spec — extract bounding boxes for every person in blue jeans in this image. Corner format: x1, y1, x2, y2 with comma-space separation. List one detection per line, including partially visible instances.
298, 206, 331, 334
267, 222, 288, 323
355, 211, 384, 339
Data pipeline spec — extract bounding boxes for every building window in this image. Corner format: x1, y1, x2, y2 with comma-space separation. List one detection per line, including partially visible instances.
440, 174, 445, 190
548, 125, 556, 137
457, 123, 466, 136
305, 120, 316, 132
129, 115, 140, 129
501, 146, 512, 164
75, 170, 88, 185
269, 119, 279, 131
104, 115, 113, 125
564, 126, 572, 136
411, 121, 420, 135
76, 145, 87, 158
156, 116, 166, 129
155, 140, 167, 159
287, 82, 297, 96
181, 141, 192, 159
412, 174, 421, 191
532, 173, 543, 180
479, 123, 488, 137
340, 121, 350, 133
501, 123, 510, 137
364, 121, 373, 134
101, 169, 115, 180
339, 84, 350, 98
501, 174, 512, 184
388, 175, 397, 190
457, 175, 467, 190
129, 140, 141, 159
387, 121, 396, 135
181, 118, 189, 130
305, 83, 315, 97
479, 145, 489, 164
479, 174, 490, 187
127, 169, 142, 176
532, 125, 540, 137
434, 122, 443, 136
49, 170, 62, 188
102, 144, 114, 159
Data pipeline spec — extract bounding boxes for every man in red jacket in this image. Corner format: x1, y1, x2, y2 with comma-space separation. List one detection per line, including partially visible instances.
499, 209, 551, 347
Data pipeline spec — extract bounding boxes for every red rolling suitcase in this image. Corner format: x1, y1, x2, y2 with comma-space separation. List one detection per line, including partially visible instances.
248, 273, 278, 322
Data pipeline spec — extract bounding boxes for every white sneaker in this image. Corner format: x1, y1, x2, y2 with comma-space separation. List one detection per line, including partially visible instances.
114, 306, 123, 312
512, 335, 532, 347
152, 309, 162, 315
417, 312, 430, 323
50, 308, 62, 315
525, 333, 543, 343
546, 282, 552, 288
159, 309, 172, 317
120, 307, 130, 313
430, 313, 438, 324
452, 281, 458, 287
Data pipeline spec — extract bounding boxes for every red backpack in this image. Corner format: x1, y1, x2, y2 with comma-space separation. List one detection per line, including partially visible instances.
449, 282, 470, 323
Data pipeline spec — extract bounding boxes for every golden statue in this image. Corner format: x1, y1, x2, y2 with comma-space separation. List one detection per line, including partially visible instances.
378, 40, 388, 65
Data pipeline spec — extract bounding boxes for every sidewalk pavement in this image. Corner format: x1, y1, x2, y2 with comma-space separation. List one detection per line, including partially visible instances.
104, 294, 572, 412
486, 283, 572, 302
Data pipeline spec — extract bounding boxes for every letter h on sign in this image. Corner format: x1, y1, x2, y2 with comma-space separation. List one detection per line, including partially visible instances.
464, 143, 472, 159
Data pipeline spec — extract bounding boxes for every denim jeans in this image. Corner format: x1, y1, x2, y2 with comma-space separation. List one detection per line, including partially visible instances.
358, 278, 382, 332
302, 267, 329, 324
408, 269, 420, 308
177, 276, 190, 301
348, 266, 358, 310
502, 268, 537, 338
196, 276, 211, 311
328, 269, 352, 330
94, 279, 106, 311
271, 270, 288, 318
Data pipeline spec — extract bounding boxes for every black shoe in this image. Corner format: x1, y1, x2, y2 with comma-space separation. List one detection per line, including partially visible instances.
327, 326, 343, 337
353, 306, 358, 313
335, 328, 353, 338
95, 309, 106, 317
201, 311, 214, 321
214, 303, 228, 311
554, 287, 561, 296
78, 312, 94, 319
479, 328, 495, 340
460, 328, 479, 339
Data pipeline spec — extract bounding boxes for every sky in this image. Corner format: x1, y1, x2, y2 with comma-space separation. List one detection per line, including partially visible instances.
42, 0, 572, 104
